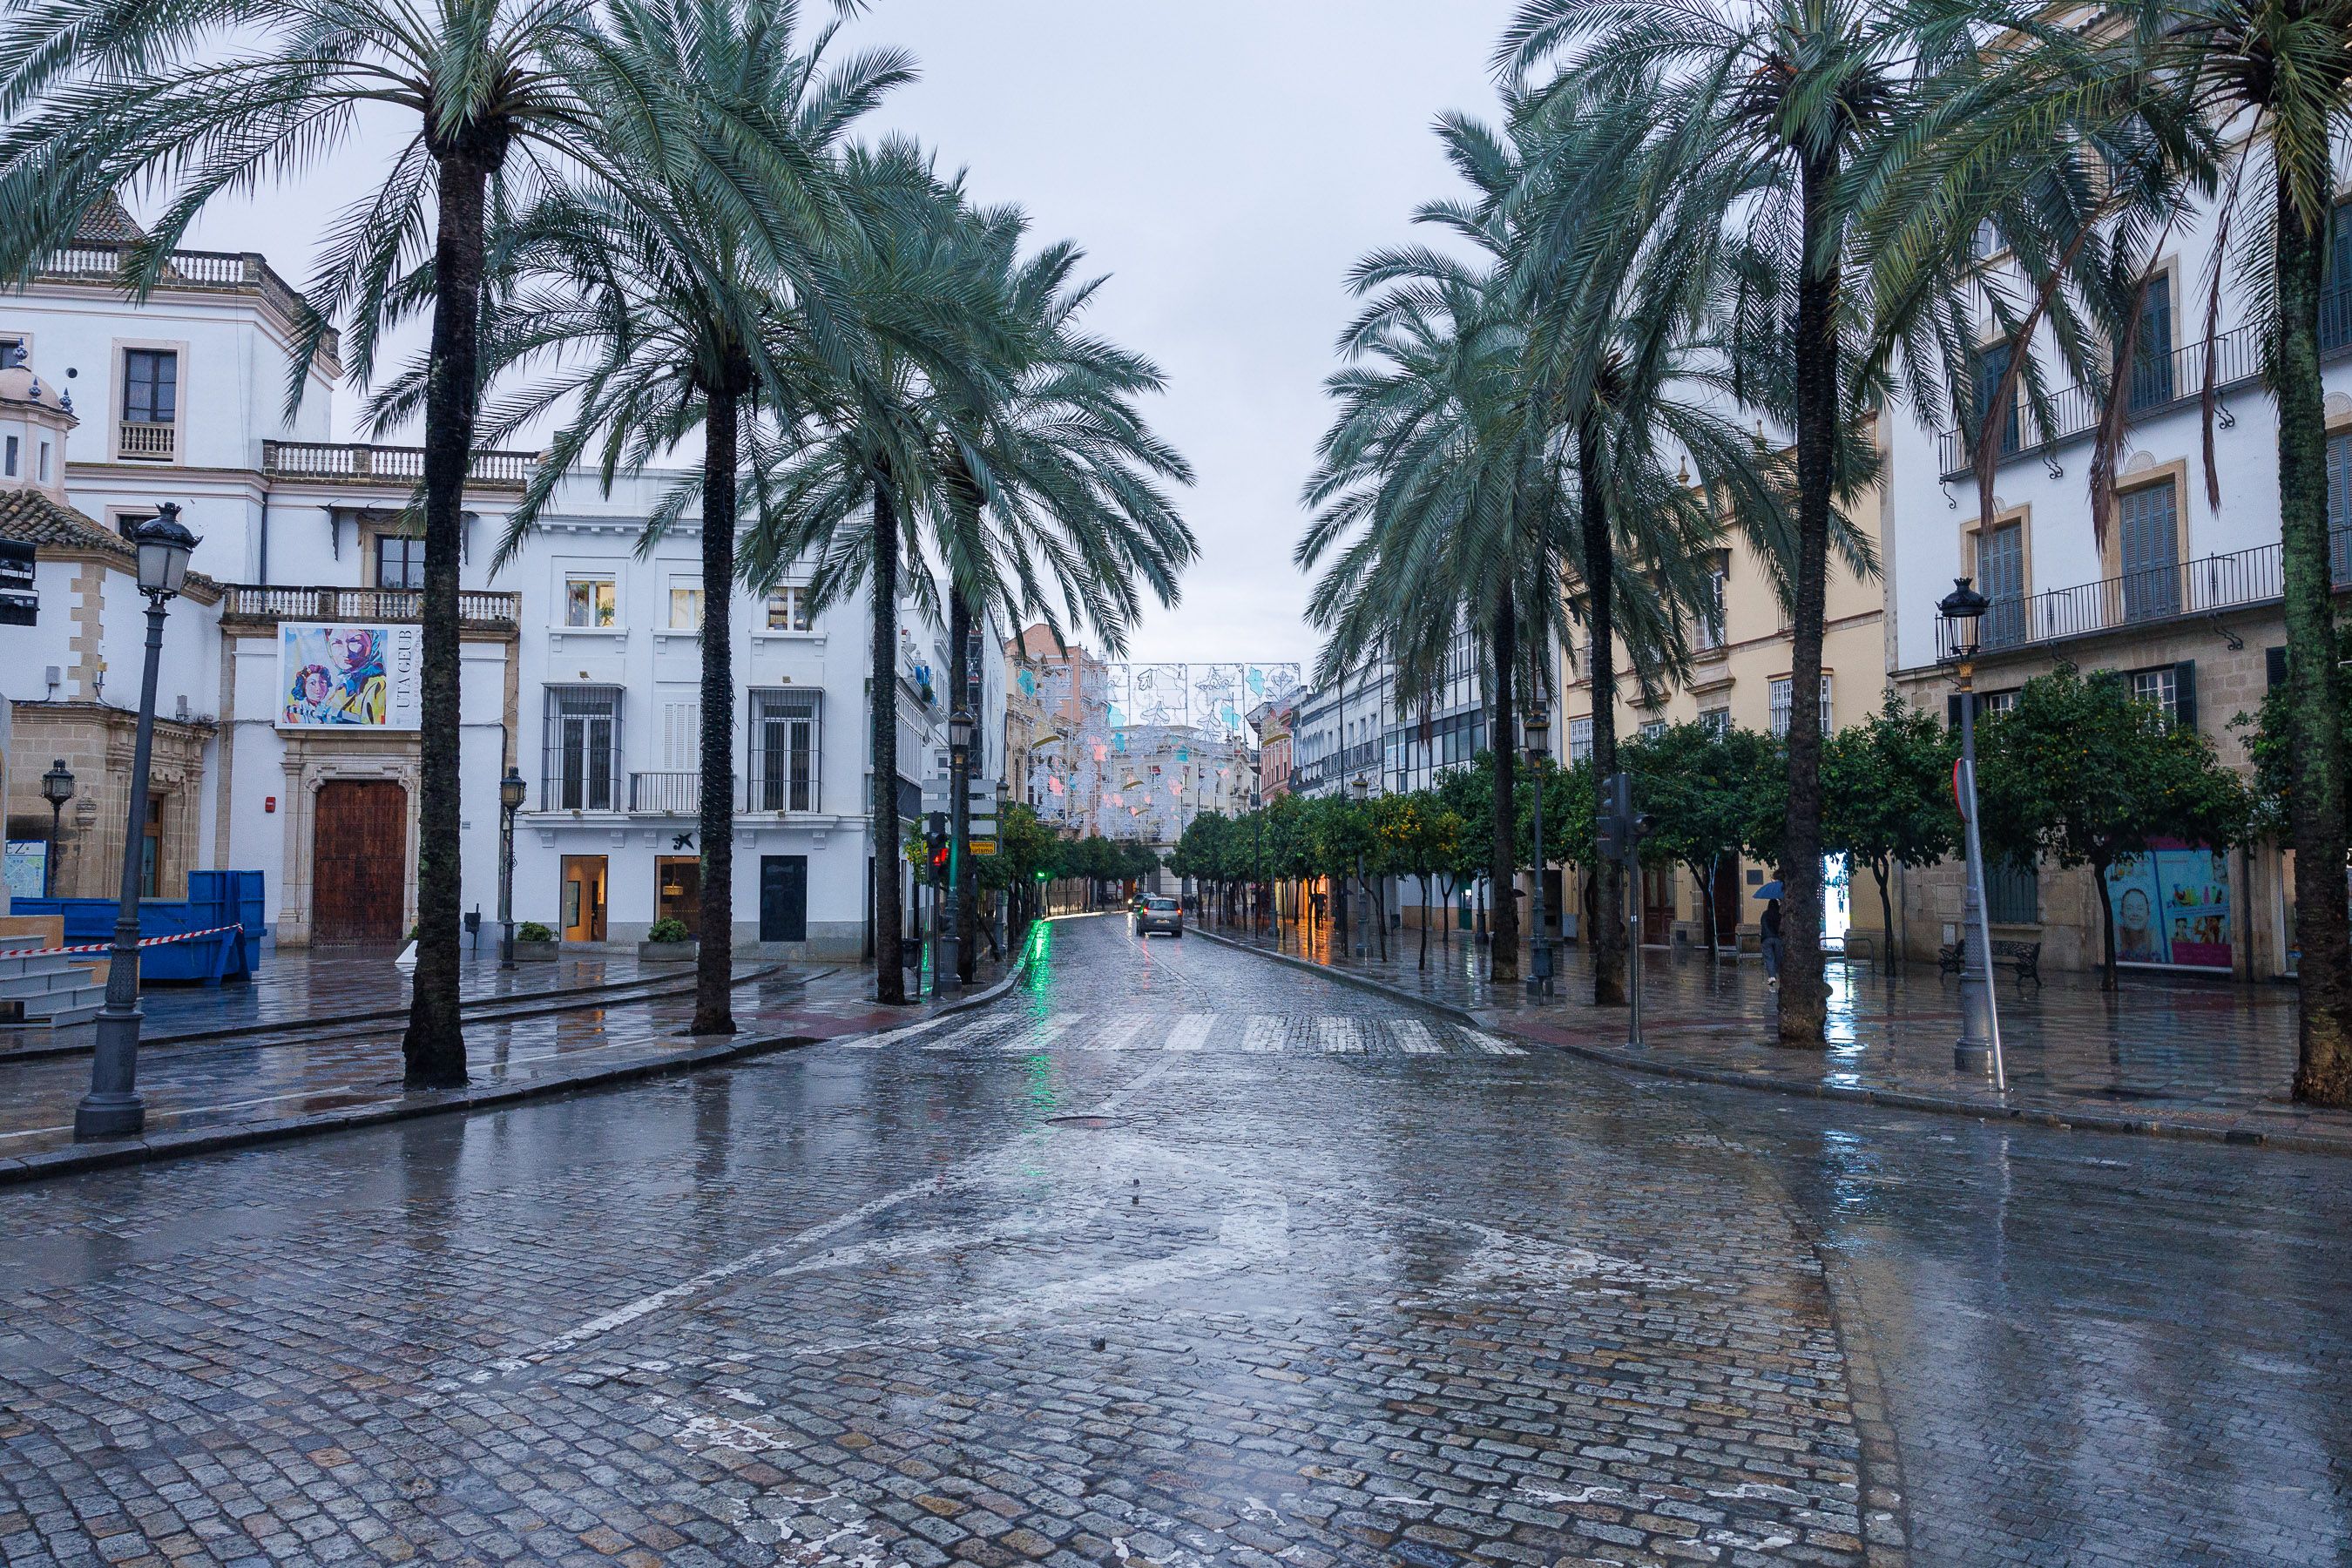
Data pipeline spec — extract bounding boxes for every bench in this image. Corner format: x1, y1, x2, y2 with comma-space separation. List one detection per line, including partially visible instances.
1939, 937, 2042, 989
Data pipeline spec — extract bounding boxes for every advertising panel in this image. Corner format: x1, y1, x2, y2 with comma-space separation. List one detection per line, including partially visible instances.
2105, 839, 2233, 972
276, 623, 422, 730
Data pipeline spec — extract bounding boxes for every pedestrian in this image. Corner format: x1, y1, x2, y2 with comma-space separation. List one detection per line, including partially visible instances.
1761, 896, 1783, 990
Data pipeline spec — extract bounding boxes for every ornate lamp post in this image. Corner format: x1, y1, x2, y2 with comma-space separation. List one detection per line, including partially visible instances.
1251, 787, 1264, 936
39, 760, 73, 897
75, 505, 197, 1140
1349, 772, 1370, 957
497, 765, 526, 970
1938, 577, 2008, 1091
943, 706, 974, 994
1524, 706, 1554, 997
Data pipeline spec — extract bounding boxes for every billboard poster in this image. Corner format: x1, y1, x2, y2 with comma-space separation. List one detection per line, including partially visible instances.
276, 623, 422, 730
2105, 839, 2233, 971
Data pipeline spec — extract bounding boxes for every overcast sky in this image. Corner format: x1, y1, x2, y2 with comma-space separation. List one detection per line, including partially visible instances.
175, 0, 1524, 671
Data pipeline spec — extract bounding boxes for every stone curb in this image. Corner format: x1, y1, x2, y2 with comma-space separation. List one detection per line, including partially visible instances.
0, 943, 1042, 1189
0, 961, 808, 1063
1190, 923, 2352, 1159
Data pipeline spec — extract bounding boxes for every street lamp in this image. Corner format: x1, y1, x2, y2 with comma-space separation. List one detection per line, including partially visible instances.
75, 504, 197, 1140
1938, 576, 2008, 1090
1251, 787, 1264, 936
1349, 772, 1370, 957
39, 760, 73, 897
1524, 706, 1554, 997
497, 765, 526, 970
943, 706, 975, 994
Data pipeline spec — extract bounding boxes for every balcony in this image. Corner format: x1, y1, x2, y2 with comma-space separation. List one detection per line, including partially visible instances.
220, 584, 521, 629
41, 242, 340, 371
1960, 528, 2352, 657
628, 771, 700, 814
117, 420, 174, 461
1939, 323, 2269, 479
262, 440, 539, 490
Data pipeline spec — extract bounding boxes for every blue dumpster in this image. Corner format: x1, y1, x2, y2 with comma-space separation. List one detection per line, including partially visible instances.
13, 868, 263, 983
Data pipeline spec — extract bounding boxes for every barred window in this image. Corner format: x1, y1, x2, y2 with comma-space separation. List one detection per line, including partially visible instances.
1769, 675, 1834, 737
1699, 707, 1731, 737
543, 686, 623, 811
1567, 717, 1592, 766
751, 688, 821, 813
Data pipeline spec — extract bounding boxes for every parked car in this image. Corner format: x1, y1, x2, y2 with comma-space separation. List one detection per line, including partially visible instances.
1132, 895, 1185, 939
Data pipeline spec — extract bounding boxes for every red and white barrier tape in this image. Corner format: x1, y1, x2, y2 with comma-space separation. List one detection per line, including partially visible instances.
5, 924, 243, 959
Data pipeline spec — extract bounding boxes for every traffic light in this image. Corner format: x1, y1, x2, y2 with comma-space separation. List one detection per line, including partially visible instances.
1596, 774, 1650, 867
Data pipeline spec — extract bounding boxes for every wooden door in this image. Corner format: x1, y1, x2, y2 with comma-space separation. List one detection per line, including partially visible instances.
1641, 865, 1676, 946
561, 855, 607, 943
312, 781, 407, 943
1712, 856, 1740, 945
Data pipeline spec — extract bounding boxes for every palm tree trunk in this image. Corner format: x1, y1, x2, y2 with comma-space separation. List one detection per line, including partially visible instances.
870, 476, 907, 1004
1777, 145, 1839, 1046
1580, 420, 1625, 1006
401, 150, 491, 1090
950, 590, 978, 983
2275, 171, 2352, 1103
691, 376, 742, 1036
1490, 581, 1521, 985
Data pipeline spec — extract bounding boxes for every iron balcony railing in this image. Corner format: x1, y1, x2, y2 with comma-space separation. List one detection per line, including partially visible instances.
1957, 527, 2352, 656
1938, 322, 2265, 478
262, 440, 539, 490
628, 771, 701, 814
221, 584, 521, 627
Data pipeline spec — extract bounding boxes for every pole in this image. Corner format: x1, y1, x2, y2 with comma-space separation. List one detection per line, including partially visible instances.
1626, 852, 1644, 1047
75, 594, 169, 1139
44, 796, 63, 898
1954, 665, 2007, 1089
497, 802, 517, 970
1528, 764, 1551, 997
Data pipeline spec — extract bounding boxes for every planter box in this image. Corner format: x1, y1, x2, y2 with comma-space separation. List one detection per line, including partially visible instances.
511, 939, 561, 963
637, 940, 698, 963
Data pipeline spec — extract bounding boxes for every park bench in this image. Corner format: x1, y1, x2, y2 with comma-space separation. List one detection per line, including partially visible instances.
1939, 936, 2042, 989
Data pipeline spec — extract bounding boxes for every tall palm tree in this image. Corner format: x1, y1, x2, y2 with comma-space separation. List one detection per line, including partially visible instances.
746, 141, 1193, 1003
1504, 0, 1914, 1043
0, 0, 744, 1085
411, 3, 909, 1034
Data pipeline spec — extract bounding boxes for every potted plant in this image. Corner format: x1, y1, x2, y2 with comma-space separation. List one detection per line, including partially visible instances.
512, 921, 561, 962
638, 917, 697, 963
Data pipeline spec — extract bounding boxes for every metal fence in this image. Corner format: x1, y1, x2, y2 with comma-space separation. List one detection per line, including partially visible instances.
1968, 528, 2352, 653
222, 585, 519, 625
1938, 323, 2261, 477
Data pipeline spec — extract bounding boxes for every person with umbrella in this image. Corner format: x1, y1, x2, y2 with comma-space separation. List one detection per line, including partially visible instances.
1755, 878, 1784, 991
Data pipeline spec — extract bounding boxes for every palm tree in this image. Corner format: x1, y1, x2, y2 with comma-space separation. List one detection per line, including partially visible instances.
1504, 0, 1916, 1043
746, 141, 1193, 1003
418, 3, 909, 1034
0, 0, 750, 1085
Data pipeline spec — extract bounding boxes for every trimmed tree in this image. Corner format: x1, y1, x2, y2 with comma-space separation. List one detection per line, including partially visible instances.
1624, 723, 1782, 960
1821, 691, 1957, 967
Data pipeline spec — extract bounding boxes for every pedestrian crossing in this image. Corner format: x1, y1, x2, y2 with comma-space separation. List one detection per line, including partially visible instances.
848, 1010, 1531, 1058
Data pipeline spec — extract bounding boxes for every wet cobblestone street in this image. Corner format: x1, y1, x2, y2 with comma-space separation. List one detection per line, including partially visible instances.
2, 915, 2345, 1566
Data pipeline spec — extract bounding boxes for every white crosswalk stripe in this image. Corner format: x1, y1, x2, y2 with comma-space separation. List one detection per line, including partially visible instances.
843, 1017, 955, 1050
1389, 1019, 1441, 1054
1241, 1016, 1286, 1052
1165, 1013, 1216, 1051
1004, 1013, 1081, 1051
919, 1018, 1000, 1051
1467, 1029, 1528, 1057
1316, 1017, 1364, 1053
1085, 1014, 1156, 1051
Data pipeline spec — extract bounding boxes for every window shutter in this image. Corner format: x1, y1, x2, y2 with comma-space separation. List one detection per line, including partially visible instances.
2172, 660, 2198, 732
1946, 694, 1962, 731
2266, 646, 2288, 690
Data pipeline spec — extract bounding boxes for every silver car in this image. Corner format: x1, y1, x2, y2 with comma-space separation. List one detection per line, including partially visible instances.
1132, 895, 1184, 938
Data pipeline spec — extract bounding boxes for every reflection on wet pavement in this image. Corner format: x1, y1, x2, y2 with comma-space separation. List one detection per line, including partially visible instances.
1, 913, 2344, 1566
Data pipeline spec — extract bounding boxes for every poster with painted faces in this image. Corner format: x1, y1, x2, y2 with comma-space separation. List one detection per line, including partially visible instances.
277, 623, 422, 730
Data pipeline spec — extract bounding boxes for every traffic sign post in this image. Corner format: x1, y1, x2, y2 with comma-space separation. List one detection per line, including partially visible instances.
1599, 773, 1652, 1048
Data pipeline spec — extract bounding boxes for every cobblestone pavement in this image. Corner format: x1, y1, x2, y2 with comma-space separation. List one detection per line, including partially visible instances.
2, 913, 2345, 1567
1203, 913, 2346, 1146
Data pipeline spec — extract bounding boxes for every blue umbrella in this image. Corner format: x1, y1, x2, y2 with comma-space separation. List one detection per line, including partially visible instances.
1753, 879, 1783, 900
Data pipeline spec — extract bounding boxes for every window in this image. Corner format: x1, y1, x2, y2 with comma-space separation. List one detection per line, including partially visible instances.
751, 689, 821, 812
2130, 666, 2175, 717
1983, 689, 2020, 717
564, 575, 617, 628
2119, 480, 2180, 620
2127, 273, 2174, 411
766, 585, 814, 631
668, 585, 703, 631
543, 686, 623, 810
1977, 521, 2025, 648
1639, 720, 1666, 741
1971, 341, 2019, 456
375, 535, 425, 591
123, 348, 177, 422
140, 798, 163, 898
1567, 716, 1593, 766
2324, 198, 2352, 352
2328, 430, 2352, 586
2129, 661, 2197, 730
1971, 219, 2001, 261
1985, 857, 2038, 924
37, 439, 48, 483
1768, 676, 1834, 738
1699, 707, 1731, 737
4, 436, 16, 476
1696, 554, 1727, 651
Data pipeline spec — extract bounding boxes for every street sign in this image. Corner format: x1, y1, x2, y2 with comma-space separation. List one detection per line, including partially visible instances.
966, 816, 997, 838
970, 839, 998, 856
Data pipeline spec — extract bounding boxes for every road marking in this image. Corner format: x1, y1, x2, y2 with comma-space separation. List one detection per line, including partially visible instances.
1086, 1014, 1155, 1051
1390, 1019, 1441, 1054
1240, 1016, 1285, 1052
920, 1018, 1001, 1051
842, 1016, 956, 1050
1466, 1029, 1528, 1057
1165, 1013, 1216, 1051
1005, 1013, 1080, 1051
1316, 1017, 1363, 1053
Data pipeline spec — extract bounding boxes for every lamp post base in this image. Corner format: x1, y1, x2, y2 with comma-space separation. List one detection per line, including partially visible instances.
1954, 1038, 1993, 1074
74, 1092, 145, 1139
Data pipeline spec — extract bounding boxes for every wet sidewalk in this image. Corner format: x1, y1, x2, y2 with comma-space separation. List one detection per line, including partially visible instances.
0, 948, 1017, 1182
1193, 910, 2352, 1152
